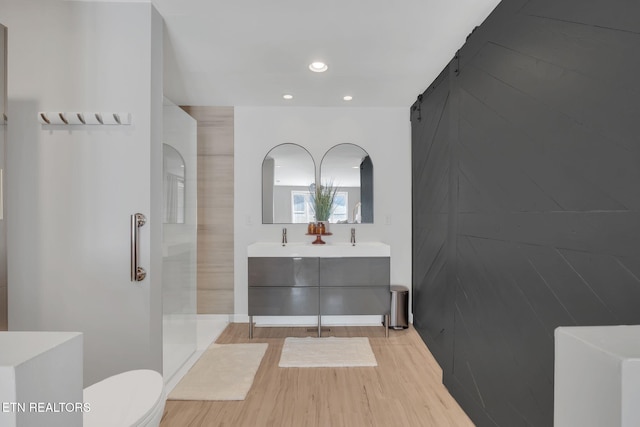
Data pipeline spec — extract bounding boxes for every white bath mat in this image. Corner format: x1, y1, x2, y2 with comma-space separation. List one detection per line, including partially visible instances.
168, 343, 268, 401
279, 337, 377, 368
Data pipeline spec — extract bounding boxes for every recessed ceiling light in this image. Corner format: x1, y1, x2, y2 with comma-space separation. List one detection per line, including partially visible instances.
343, 95, 353, 101
309, 61, 328, 73
283, 94, 293, 100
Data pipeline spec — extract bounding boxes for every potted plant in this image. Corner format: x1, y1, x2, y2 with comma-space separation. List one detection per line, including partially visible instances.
309, 181, 338, 240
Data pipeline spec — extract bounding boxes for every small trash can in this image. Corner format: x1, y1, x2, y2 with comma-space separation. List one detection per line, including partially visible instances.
389, 285, 409, 329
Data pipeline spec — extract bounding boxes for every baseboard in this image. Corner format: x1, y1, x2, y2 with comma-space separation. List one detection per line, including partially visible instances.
232, 315, 385, 326
230, 314, 250, 323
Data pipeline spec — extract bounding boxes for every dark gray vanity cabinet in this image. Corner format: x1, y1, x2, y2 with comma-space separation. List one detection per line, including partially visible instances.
248, 256, 390, 336
319, 258, 390, 315
248, 257, 319, 316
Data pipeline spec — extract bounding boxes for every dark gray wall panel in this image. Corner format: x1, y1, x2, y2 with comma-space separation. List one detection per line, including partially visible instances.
445, 377, 500, 427
459, 212, 640, 257
411, 0, 640, 425
522, 0, 640, 34
473, 21, 640, 154
413, 78, 451, 217
557, 250, 640, 324
412, 67, 456, 374
458, 87, 627, 212
618, 256, 640, 284
523, 245, 617, 325
467, 44, 640, 210
459, 73, 632, 212
454, 236, 556, 426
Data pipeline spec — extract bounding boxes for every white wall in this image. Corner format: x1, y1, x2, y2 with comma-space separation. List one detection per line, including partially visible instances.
234, 107, 411, 322
4, 0, 164, 385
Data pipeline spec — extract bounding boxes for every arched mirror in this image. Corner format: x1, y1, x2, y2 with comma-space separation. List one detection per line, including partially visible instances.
163, 143, 186, 224
320, 144, 373, 224
262, 143, 316, 224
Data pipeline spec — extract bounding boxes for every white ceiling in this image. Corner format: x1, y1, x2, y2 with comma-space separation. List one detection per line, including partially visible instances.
153, 0, 501, 107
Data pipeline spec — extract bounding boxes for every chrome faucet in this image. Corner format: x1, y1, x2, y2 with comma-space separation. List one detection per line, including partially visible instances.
282, 228, 287, 246
351, 228, 356, 246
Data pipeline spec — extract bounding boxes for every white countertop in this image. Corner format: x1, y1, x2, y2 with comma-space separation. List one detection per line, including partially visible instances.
556, 325, 640, 359
554, 325, 640, 427
0, 331, 83, 427
248, 242, 390, 257
0, 331, 82, 367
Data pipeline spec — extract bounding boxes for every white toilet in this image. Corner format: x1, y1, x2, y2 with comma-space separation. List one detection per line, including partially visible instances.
83, 370, 166, 427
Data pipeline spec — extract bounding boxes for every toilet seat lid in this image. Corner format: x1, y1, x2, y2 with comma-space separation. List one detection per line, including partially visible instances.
83, 369, 165, 427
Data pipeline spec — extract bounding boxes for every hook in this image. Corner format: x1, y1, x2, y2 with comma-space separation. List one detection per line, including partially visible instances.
38, 111, 130, 125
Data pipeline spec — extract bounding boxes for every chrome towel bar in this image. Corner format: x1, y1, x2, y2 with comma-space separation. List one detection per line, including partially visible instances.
131, 213, 146, 282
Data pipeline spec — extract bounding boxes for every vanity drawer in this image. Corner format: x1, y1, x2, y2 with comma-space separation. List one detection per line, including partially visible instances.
249, 287, 319, 315
320, 286, 390, 315
248, 257, 319, 287
319, 257, 390, 287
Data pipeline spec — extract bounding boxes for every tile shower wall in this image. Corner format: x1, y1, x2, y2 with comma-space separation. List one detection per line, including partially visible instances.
181, 106, 234, 314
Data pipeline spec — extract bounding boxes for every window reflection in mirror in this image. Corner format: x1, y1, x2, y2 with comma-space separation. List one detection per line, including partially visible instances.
163, 143, 186, 224
320, 144, 373, 224
262, 143, 316, 224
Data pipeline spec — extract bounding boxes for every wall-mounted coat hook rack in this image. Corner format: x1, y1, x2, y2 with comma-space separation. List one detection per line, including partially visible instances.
37, 112, 131, 126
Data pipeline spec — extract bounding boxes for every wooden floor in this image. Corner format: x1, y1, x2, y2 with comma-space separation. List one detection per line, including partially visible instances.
161, 323, 474, 427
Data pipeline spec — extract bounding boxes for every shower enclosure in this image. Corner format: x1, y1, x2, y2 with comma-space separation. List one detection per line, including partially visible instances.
162, 98, 197, 382
6, 1, 188, 386
0, 23, 6, 331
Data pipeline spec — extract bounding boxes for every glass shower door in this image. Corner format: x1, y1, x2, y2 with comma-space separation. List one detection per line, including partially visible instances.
162, 99, 197, 382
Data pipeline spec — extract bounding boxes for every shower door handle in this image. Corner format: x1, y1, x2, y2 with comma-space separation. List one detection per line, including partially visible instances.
131, 213, 147, 281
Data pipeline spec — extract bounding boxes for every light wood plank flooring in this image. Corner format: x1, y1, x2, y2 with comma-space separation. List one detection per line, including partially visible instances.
161, 323, 473, 427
